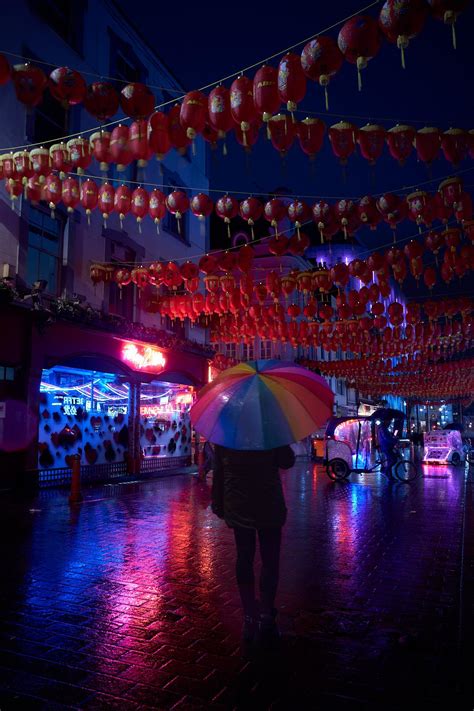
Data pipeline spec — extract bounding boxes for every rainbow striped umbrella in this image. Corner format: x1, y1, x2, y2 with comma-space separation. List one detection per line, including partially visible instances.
190, 360, 334, 450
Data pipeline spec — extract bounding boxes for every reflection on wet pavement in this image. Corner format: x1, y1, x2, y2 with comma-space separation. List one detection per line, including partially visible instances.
0, 461, 472, 709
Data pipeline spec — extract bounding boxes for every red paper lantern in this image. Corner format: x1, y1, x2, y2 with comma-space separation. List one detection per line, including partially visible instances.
114, 184, 131, 226
168, 103, 191, 154
376, 192, 407, 237
335, 199, 361, 239
29, 147, 50, 181
44, 174, 62, 217
277, 52, 306, 116
312, 200, 338, 243
253, 65, 280, 130
180, 90, 207, 142
199, 254, 219, 275
406, 191, 435, 228
240, 197, 263, 239
166, 190, 189, 234
67, 137, 91, 175
110, 125, 132, 171
49, 67, 86, 106
264, 198, 287, 235
454, 191, 473, 223
12, 150, 33, 188
5, 177, 22, 205
268, 113, 296, 157
208, 85, 233, 143
98, 182, 115, 226
438, 176, 463, 207
427, 0, 470, 48
330, 262, 350, 289
424, 230, 445, 260
297, 118, 326, 160
26, 175, 43, 203
288, 199, 311, 237
328, 121, 357, 165
441, 128, 469, 166
358, 124, 386, 165
386, 124, 415, 164
301, 36, 344, 109
80, 178, 99, 225
147, 111, 171, 161
433, 191, 453, 224
61, 176, 80, 213
191, 193, 214, 220
84, 81, 119, 121
288, 231, 310, 256
268, 234, 289, 256
120, 82, 154, 119
12, 63, 47, 107
90, 131, 111, 173
163, 262, 183, 290
0, 53, 11, 85
129, 119, 150, 167
237, 244, 255, 273
131, 266, 150, 290
379, 0, 428, 67
443, 227, 461, 251
230, 75, 257, 147
337, 15, 382, 90
149, 189, 167, 233
414, 126, 440, 166
1, 154, 17, 181
216, 195, 239, 238
358, 195, 382, 230
131, 187, 149, 231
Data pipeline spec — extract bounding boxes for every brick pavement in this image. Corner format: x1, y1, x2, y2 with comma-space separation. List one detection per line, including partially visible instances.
0, 462, 472, 710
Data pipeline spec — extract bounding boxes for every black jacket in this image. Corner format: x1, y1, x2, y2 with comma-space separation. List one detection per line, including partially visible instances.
211, 444, 295, 529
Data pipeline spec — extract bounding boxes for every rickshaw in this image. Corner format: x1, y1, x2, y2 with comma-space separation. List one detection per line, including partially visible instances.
324, 408, 420, 482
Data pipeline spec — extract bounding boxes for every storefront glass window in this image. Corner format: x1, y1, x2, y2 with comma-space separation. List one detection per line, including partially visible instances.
139, 381, 194, 459
38, 366, 130, 469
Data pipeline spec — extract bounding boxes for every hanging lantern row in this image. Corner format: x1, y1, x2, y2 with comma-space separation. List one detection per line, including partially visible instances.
1, 113, 472, 173
0, 1, 467, 132
2, 162, 472, 243
300, 356, 474, 400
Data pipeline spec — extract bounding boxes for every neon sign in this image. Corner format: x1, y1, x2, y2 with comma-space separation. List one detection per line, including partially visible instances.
121, 342, 167, 372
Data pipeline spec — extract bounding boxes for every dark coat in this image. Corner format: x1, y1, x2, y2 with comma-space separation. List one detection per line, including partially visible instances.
211, 444, 295, 529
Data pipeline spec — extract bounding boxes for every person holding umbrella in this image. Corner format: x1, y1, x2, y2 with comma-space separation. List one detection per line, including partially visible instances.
190, 360, 334, 648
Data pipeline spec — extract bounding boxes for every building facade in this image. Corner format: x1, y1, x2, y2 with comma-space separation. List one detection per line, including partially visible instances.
0, 0, 212, 486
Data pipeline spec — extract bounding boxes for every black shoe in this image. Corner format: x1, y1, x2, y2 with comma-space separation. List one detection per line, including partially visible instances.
257, 609, 281, 647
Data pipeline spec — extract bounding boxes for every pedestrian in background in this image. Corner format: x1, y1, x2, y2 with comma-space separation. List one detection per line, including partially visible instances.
211, 444, 295, 647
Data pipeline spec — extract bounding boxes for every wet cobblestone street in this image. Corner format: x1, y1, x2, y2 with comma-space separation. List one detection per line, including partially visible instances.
0, 462, 473, 710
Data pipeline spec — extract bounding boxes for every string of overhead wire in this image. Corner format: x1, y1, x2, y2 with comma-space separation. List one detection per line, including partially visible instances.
0, 0, 397, 152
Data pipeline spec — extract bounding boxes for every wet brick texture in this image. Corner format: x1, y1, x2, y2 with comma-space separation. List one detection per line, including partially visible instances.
0, 462, 473, 710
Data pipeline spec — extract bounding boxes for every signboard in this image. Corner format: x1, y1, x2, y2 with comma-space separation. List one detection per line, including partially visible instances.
121, 341, 167, 373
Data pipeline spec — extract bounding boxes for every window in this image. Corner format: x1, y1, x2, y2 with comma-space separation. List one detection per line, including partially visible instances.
28, 0, 86, 53
225, 343, 236, 359
26, 207, 63, 294
0, 366, 15, 381
260, 340, 272, 360
109, 30, 148, 84
242, 343, 254, 361
337, 379, 345, 396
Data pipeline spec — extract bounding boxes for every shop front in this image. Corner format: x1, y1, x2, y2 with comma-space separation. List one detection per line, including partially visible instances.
14, 317, 210, 487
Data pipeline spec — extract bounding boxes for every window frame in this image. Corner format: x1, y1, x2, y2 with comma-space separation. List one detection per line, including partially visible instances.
26, 205, 65, 296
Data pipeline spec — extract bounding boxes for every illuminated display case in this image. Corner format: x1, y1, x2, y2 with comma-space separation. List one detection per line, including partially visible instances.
139, 382, 195, 459
38, 366, 130, 469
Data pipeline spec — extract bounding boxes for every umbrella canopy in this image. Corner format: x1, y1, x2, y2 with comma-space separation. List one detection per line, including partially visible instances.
190, 360, 334, 450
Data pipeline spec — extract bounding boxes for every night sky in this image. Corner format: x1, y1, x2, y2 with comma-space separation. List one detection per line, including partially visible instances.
118, 0, 473, 294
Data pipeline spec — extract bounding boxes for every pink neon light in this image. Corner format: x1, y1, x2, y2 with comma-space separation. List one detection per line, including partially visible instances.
122, 342, 166, 372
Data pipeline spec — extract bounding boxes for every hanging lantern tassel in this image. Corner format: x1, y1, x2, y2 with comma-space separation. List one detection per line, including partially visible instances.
397, 36, 408, 69
318, 223, 325, 244
263, 113, 272, 140
86, 209, 92, 227
249, 219, 255, 240
176, 211, 182, 234
49, 202, 56, 220
199, 215, 206, 239
287, 101, 297, 123
241, 121, 249, 147
120, 213, 125, 230
356, 57, 367, 92
320, 76, 330, 111
342, 218, 348, 240
155, 218, 161, 235
103, 214, 108, 229
137, 218, 142, 234
272, 220, 279, 238
295, 222, 301, 239
225, 218, 231, 240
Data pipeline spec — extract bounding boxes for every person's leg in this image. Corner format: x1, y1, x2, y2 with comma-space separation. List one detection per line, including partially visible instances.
257, 528, 282, 615
233, 527, 257, 616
